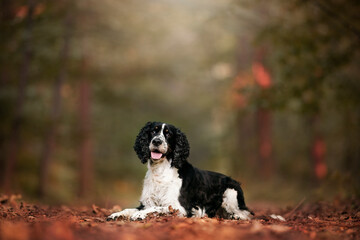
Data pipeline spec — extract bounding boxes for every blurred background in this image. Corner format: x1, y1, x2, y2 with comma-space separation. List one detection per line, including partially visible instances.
0, 0, 359, 207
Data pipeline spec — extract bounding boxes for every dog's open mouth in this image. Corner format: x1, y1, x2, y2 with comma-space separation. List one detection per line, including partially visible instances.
151, 150, 164, 160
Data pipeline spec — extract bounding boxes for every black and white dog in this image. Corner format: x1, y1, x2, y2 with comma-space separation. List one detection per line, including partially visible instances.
107, 121, 252, 221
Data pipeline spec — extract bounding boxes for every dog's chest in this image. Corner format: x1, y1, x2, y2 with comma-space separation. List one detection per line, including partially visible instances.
140, 161, 183, 207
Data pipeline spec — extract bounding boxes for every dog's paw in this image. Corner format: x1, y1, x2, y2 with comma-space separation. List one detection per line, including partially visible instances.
106, 208, 139, 221
233, 210, 251, 220
106, 212, 123, 221
130, 211, 148, 221
191, 206, 207, 218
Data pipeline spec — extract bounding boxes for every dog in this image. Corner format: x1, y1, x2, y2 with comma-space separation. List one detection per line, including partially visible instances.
107, 121, 252, 221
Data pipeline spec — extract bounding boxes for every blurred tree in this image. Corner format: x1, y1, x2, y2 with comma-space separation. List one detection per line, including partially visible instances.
232, 46, 275, 178
2, 0, 36, 192
39, 6, 73, 198
253, 54, 273, 179
77, 55, 93, 198
308, 116, 327, 180
0, 0, 17, 187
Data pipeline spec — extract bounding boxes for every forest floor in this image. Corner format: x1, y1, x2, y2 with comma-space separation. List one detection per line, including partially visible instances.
0, 195, 359, 240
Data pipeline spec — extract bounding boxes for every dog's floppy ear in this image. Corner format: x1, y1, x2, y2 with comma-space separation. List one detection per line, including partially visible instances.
171, 127, 190, 168
134, 122, 152, 164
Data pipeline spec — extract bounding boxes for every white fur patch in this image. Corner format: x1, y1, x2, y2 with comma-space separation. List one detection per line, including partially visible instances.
137, 158, 186, 218
221, 188, 251, 220
107, 159, 186, 221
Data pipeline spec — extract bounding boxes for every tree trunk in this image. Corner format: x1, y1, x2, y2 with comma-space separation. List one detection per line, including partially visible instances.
2, 0, 35, 192
0, 0, 15, 186
343, 108, 360, 192
256, 108, 273, 178
308, 115, 327, 181
78, 56, 93, 198
38, 12, 73, 198
252, 53, 273, 179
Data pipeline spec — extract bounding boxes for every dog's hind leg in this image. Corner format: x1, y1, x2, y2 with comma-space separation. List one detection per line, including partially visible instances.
221, 188, 251, 220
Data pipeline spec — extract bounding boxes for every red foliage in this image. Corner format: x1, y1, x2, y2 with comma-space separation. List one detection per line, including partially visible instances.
15, 4, 45, 19
252, 62, 272, 89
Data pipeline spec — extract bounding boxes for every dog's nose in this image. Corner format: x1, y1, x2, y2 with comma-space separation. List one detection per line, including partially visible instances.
152, 138, 162, 146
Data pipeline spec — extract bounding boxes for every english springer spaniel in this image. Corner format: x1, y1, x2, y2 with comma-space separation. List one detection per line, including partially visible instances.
107, 121, 252, 221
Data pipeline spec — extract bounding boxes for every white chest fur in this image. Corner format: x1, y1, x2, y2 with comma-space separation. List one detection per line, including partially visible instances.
140, 159, 186, 215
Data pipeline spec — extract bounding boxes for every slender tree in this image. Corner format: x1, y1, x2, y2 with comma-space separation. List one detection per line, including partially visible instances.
253, 50, 273, 178
78, 55, 93, 198
38, 10, 73, 197
2, 0, 36, 192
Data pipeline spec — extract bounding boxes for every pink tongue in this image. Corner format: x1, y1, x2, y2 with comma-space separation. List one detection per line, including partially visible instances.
151, 152, 163, 160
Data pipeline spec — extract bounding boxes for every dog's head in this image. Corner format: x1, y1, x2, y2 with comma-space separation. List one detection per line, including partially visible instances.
133, 121, 189, 168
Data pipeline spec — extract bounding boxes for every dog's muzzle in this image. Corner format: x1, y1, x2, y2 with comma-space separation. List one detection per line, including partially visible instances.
150, 138, 167, 160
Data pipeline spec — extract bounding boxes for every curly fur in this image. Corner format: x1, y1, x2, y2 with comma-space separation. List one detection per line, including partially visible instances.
134, 121, 152, 164
168, 127, 190, 168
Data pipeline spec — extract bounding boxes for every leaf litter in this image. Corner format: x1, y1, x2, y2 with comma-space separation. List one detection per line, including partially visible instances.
0, 195, 359, 240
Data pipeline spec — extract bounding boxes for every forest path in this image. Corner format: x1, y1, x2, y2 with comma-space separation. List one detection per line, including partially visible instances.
0, 196, 359, 240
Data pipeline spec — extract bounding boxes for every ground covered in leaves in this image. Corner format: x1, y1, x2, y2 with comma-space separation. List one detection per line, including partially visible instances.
0, 195, 359, 240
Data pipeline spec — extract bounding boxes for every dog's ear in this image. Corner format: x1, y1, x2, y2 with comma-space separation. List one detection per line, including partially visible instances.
134, 122, 152, 164
172, 127, 190, 168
